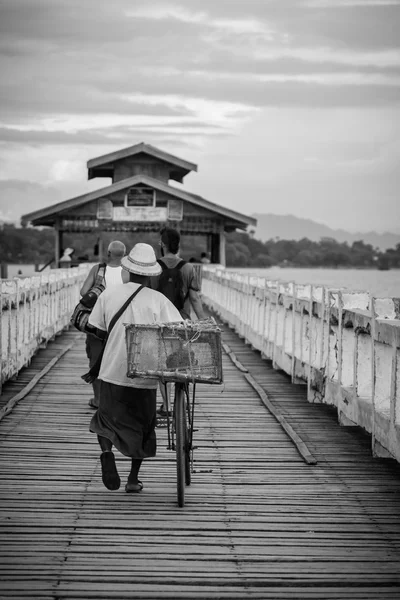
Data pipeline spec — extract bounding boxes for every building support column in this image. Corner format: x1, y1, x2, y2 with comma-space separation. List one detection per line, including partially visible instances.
54, 222, 62, 268
219, 226, 226, 267
211, 233, 224, 264
206, 233, 213, 262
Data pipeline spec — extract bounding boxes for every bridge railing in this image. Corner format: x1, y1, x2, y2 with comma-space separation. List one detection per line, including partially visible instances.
201, 268, 400, 463
0, 265, 91, 394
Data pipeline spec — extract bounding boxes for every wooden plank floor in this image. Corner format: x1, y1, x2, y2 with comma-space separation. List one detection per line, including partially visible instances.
1, 323, 400, 599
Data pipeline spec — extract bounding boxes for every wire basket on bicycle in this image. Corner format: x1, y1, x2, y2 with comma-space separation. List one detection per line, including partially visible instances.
125, 317, 222, 385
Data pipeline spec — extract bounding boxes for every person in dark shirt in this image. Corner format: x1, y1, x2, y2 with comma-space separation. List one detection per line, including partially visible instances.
151, 227, 205, 415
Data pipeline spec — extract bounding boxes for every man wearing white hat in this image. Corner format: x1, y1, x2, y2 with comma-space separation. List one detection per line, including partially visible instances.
87, 243, 182, 493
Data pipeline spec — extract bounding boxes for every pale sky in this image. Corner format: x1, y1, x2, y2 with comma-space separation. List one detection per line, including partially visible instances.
0, 0, 399, 232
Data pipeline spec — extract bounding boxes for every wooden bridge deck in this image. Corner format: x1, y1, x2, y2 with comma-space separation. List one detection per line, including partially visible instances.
1, 323, 400, 599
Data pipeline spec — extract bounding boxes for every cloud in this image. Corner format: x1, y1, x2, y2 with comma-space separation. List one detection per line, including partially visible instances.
94, 70, 400, 108
126, 5, 276, 37
252, 48, 400, 69
157, 69, 400, 86
0, 0, 399, 232
125, 6, 208, 24
0, 77, 194, 118
0, 0, 399, 131
305, 1, 399, 6
0, 121, 227, 146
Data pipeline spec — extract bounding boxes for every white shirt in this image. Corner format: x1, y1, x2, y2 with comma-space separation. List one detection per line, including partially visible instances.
89, 282, 183, 388
104, 265, 123, 288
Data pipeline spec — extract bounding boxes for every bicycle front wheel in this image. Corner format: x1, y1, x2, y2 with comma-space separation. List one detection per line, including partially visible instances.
185, 387, 192, 487
175, 384, 187, 507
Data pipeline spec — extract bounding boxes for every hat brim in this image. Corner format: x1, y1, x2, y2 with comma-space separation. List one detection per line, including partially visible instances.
121, 255, 161, 276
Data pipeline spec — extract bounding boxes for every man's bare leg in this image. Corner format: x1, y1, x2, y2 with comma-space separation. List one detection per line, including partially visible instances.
97, 435, 112, 452
125, 458, 143, 493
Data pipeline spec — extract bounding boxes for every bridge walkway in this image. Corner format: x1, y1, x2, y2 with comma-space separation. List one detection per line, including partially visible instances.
0, 322, 400, 599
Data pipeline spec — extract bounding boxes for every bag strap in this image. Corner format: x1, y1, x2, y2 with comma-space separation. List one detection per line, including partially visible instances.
157, 259, 186, 271
94, 262, 107, 286
107, 284, 144, 336
81, 285, 144, 384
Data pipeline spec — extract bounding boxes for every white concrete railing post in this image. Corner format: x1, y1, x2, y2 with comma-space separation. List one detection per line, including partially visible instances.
0, 265, 92, 394
201, 267, 400, 464
370, 297, 400, 458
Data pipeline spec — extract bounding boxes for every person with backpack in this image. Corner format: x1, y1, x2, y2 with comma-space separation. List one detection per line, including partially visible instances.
151, 226, 205, 416
80, 240, 130, 409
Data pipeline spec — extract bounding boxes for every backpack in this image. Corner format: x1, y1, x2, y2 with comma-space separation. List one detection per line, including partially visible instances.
157, 259, 187, 310
70, 263, 106, 332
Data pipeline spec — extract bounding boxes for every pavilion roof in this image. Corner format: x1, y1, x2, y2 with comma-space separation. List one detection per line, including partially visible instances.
87, 142, 197, 183
21, 174, 256, 230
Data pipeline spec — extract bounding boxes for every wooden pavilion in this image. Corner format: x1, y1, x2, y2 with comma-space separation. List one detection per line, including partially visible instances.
21, 142, 256, 267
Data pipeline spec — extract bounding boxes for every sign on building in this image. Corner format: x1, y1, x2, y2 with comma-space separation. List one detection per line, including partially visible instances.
167, 199, 183, 221
97, 199, 113, 220
113, 206, 168, 222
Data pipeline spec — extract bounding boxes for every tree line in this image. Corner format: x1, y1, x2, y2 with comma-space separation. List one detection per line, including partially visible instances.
1, 224, 399, 270
226, 231, 400, 270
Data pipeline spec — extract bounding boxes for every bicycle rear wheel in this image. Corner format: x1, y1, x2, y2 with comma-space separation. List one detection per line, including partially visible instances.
175, 384, 187, 507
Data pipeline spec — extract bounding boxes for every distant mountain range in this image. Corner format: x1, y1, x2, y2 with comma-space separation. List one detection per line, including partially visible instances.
252, 214, 400, 251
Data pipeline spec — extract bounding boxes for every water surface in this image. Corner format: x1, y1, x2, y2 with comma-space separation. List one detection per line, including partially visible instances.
229, 267, 400, 298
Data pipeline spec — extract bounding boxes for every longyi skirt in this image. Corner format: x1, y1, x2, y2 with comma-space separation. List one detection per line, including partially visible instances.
89, 381, 157, 458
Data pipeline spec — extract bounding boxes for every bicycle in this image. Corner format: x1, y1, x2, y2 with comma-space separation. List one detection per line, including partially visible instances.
125, 318, 222, 508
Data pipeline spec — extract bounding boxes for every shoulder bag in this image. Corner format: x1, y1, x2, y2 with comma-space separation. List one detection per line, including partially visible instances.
71, 263, 106, 332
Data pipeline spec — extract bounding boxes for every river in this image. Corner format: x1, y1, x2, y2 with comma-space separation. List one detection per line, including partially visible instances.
229, 267, 400, 298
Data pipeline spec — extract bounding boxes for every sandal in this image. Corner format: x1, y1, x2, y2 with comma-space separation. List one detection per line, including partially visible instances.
100, 451, 120, 490
125, 480, 144, 493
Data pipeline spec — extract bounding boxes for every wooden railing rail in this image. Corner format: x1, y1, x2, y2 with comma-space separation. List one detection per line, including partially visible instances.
0, 265, 91, 394
201, 268, 400, 463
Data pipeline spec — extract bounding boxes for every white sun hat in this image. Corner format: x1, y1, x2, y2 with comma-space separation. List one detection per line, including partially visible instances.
121, 243, 162, 276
